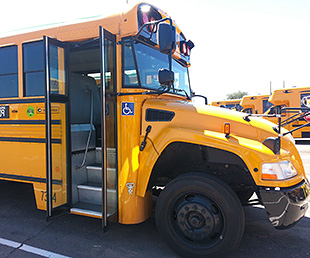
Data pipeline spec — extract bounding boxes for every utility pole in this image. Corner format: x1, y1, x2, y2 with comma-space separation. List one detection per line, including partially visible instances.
270, 81, 272, 94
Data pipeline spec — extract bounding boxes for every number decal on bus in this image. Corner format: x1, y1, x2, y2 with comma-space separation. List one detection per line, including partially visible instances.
41, 191, 57, 203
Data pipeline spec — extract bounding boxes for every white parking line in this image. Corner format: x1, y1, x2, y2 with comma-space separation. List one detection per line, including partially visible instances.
0, 237, 71, 258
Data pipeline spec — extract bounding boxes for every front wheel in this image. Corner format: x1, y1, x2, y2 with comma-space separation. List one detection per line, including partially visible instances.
155, 173, 245, 258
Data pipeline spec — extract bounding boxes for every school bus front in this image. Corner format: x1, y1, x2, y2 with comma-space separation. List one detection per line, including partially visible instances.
0, 3, 309, 258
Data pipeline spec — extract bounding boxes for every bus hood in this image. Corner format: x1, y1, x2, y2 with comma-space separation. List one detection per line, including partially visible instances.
143, 98, 283, 144
142, 98, 305, 188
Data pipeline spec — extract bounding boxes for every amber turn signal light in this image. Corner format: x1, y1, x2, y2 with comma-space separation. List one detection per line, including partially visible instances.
224, 123, 230, 138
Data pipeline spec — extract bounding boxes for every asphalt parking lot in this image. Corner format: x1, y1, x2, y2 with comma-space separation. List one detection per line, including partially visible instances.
0, 144, 309, 258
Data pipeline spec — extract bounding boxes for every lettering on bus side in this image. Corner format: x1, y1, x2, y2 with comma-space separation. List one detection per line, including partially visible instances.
0, 106, 9, 118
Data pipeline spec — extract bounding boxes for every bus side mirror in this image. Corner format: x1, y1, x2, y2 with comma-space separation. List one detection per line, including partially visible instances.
158, 69, 174, 86
158, 23, 176, 54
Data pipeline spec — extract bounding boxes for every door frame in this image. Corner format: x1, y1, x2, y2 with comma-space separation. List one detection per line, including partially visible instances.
44, 36, 71, 219
100, 27, 117, 228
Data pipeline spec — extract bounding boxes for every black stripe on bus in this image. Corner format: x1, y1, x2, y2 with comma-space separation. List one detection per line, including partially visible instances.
0, 120, 60, 125
0, 137, 61, 144
292, 124, 310, 127
0, 98, 45, 104
0, 173, 62, 185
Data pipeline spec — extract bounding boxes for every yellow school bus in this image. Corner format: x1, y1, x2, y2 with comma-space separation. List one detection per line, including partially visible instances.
265, 87, 310, 139
241, 94, 272, 114
0, 3, 309, 257
211, 99, 243, 111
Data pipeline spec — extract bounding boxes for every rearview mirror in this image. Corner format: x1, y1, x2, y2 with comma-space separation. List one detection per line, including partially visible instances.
158, 23, 176, 54
158, 69, 174, 86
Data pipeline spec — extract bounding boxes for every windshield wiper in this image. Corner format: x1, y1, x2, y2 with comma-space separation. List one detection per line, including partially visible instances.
117, 85, 190, 99
117, 84, 171, 97
174, 88, 191, 100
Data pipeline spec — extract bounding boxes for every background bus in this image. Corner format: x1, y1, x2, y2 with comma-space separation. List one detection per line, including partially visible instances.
210, 99, 243, 111
240, 94, 272, 114
265, 87, 310, 139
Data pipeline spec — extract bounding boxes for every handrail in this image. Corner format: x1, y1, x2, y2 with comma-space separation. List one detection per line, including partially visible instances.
76, 89, 94, 169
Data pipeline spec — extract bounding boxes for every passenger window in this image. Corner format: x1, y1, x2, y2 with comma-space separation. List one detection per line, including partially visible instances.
23, 41, 44, 96
123, 43, 139, 86
0, 45, 18, 98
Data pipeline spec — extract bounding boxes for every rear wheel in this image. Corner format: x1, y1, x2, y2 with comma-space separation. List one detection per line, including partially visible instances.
155, 173, 245, 258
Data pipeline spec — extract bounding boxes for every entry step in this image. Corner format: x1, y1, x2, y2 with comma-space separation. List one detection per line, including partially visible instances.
95, 147, 116, 167
70, 202, 116, 218
77, 182, 117, 207
71, 202, 102, 218
86, 166, 116, 188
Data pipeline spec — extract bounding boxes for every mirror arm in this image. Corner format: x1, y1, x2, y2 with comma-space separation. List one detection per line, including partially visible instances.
168, 48, 172, 71
133, 17, 173, 42
192, 94, 208, 105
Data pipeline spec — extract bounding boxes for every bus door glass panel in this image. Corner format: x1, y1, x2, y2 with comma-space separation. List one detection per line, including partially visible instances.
106, 36, 117, 214
100, 27, 117, 227
45, 36, 69, 217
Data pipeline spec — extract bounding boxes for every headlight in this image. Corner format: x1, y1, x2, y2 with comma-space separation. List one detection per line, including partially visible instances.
261, 160, 298, 180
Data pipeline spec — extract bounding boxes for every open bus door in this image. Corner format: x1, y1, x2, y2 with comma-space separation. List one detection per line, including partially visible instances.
44, 36, 70, 219
100, 27, 117, 229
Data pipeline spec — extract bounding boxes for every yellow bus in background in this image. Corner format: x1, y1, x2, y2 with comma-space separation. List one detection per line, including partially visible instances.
210, 99, 243, 111
0, 3, 309, 257
241, 94, 272, 114
265, 87, 310, 139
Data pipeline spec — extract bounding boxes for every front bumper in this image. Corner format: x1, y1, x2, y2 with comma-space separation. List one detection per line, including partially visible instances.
259, 180, 310, 229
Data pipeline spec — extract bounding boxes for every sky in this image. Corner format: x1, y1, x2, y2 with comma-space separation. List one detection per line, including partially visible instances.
1, 0, 310, 102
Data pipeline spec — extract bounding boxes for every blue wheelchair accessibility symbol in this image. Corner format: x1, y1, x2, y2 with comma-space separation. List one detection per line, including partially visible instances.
122, 102, 135, 116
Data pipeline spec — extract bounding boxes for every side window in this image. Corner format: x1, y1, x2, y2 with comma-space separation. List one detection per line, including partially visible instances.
23, 41, 44, 96
263, 99, 272, 113
243, 108, 253, 114
269, 105, 286, 115
0, 45, 18, 98
123, 43, 139, 86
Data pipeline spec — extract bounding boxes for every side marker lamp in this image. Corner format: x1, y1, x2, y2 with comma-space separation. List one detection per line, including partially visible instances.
224, 123, 230, 138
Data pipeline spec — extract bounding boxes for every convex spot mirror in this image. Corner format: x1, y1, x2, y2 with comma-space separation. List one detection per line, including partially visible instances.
158, 23, 176, 54
158, 69, 174, 86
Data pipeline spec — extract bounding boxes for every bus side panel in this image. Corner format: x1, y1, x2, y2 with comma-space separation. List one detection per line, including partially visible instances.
117, 96, 153, 224
0, 102, 67, 211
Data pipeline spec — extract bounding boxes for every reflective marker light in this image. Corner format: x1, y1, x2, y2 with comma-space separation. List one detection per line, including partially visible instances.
224, 123, 230, 137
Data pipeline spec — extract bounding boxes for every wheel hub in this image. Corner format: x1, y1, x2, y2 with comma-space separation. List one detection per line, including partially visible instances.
176, 199, 219, 241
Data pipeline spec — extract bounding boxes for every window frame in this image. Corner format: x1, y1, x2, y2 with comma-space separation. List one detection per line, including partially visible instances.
0, 45, 19, 99
22, 40, 45, 97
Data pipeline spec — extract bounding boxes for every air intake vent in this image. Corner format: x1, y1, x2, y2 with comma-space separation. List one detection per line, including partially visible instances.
146, 109, 175, 122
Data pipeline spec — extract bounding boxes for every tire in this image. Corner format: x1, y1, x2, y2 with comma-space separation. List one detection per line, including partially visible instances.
155, 173, 245, 258
236, 189, 254, 204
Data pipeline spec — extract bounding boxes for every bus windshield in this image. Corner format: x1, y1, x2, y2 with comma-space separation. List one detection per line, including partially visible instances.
124, 42, 191, 97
